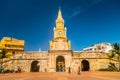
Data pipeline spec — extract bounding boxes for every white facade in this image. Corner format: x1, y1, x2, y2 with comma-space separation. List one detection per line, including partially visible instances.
83, 42, 113, 53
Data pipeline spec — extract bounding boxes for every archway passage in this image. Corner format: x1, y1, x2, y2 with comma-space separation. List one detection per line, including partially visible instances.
30, 61, 40, 72
81, 60, 90, 71
56, 56, 65, 72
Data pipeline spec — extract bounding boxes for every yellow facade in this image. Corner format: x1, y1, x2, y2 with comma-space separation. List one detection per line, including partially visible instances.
0, 37, 25, 55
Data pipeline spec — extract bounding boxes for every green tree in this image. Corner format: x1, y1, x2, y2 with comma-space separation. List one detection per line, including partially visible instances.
108, 43, 120, 71
0, 49, 7, 68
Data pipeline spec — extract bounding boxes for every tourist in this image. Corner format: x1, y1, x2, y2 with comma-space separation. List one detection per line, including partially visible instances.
14, 68, 17, 73
45, 68, 47, 72
78, 66, 80, 75
68, 67, 71, 74
62, 67, 65, 72
0, 67, 3, 73
58, 67, 61, 72
18, 66, 21, 73
60, 65, 62, 72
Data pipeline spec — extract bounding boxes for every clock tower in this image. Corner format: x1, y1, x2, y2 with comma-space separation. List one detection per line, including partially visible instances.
50, 8, 71, 50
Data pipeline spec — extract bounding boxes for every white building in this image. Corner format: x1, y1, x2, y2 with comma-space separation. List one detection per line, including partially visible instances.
83, 42, 113, 53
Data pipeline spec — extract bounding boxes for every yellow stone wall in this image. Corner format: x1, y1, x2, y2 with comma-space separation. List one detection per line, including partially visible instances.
0, 37, 25, 55
2, 51, 118, 72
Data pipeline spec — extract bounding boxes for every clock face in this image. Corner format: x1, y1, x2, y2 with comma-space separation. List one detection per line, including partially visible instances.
58, 31, 62, 35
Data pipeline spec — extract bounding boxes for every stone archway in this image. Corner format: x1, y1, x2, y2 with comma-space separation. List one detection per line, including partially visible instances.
81, 60, 90, 71
30, 60, 40, 72
56, 56, 65, 72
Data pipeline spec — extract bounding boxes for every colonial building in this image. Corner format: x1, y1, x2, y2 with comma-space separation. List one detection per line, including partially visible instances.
83, 42, 113, 53
2, 9, 118, 72
0, 37, 24, 55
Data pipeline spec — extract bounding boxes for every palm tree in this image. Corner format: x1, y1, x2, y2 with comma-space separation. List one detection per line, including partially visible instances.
108, 43, 120, 71
0, 49, 7, 68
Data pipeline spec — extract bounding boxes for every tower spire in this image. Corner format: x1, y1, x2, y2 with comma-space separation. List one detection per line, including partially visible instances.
58, 6, 62, 19
49, 6, 71, 50
56, 7, 64, 27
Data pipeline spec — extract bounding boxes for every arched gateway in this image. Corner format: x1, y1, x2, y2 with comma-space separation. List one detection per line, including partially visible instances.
81, 60, 90, 71
30, 61, 40, 72
56, 56, 65, 72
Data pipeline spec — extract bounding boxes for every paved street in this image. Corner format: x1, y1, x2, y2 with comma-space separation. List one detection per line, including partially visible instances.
0, 71, 120, 80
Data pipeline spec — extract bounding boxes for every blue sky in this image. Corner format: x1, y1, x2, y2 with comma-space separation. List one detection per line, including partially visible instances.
0, 0, 120, 51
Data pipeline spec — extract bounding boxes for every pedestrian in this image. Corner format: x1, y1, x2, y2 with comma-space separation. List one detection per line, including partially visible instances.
68, 67, 71, 74
45, 68, 47, 72
14, 68, 17, 73
78, 66, 80, 75
18, 66, 21, 73
0, 67, 3, 73
63, 67, 65, 72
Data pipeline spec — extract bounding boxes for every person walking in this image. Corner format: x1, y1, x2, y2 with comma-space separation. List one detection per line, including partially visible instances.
78, 66, 80, 75
0, 67, 3, 73
68, 67, 71, 74
18, 66, 21, 73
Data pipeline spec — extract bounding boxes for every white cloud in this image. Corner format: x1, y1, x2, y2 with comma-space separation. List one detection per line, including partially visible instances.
69, 0, 104, 18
